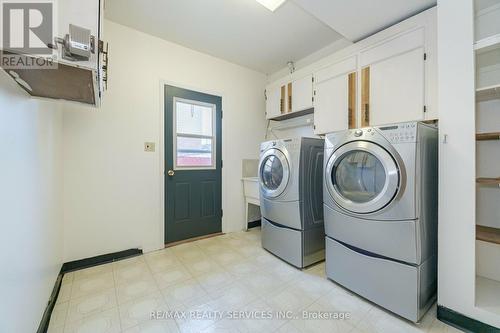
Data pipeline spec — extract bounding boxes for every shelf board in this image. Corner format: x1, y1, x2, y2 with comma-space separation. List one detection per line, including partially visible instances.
476, 276, 500, 316
477, 177, 500, 185
270, 108, 314, 121
477, 225, 500, 245
476, 132, 500, 141
475, 33, 500, 54
476, 84, 500, 102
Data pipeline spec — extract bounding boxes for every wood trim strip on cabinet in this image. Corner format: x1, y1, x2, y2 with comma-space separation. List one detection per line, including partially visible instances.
287, 82, 292, 113
361, 67, 370, 127
348, 72, 357, 129
280, 85, 286, 114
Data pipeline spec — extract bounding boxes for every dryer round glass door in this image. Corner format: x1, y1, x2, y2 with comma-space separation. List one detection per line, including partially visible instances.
326, 141, 400, 214
259, 148, 290, 198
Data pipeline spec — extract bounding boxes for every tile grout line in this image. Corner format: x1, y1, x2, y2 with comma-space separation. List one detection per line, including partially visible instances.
60, 275, 73, 332
111, 261, 123, 333
144, 248, 184, 332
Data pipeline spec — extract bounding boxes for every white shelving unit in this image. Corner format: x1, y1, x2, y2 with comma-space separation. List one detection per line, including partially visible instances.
475, 0, 500, 319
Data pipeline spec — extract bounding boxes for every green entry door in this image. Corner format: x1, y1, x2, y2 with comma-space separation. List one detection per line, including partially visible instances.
164, 85, 222, 244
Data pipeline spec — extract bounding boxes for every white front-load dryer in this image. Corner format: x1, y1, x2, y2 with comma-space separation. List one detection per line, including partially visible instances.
259, 137, 325, 268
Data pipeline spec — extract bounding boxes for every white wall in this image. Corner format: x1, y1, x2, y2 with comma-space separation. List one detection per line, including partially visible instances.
0, 71, 63, 332
62, 20, 267, 261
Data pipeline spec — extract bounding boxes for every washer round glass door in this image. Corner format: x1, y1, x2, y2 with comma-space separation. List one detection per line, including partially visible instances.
259, 148, 290, 198
326, 141, 400, 214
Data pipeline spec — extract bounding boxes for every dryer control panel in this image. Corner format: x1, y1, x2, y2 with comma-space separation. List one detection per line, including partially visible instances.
377, 123, 417, 144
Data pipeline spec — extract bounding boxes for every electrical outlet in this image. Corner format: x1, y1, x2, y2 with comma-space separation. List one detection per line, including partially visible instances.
144, 142, 155, 152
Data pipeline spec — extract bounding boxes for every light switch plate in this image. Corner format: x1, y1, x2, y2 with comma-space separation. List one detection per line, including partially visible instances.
144, 142, 155, 152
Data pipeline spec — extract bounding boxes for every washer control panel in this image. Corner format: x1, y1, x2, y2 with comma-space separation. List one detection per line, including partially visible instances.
282, 139, 301, 151
261, 139, 300, 152
378, 123, 417, 143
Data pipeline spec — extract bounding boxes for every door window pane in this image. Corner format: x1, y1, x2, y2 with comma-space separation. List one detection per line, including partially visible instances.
333, 151, 386, 203
174, 98, 216, 169
261, 155, 283, 190
177, 137, 213, 167
176, 101, 213, 136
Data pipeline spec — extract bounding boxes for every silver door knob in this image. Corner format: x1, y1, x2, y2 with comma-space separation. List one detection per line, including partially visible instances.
167, 170, 175, 177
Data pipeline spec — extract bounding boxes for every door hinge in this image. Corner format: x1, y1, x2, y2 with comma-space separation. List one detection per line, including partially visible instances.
264, 89, 267, 101
313, 125, 316, 130
312, 76, 314, 83
312, 96, 314, 102
423, 105, 427, 113
221, 209, 224, 218
221, 110, 223, 119
424, 53, 427, 61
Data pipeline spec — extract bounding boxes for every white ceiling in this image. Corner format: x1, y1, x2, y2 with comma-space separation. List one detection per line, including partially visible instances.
293, 0, 436, 41
104, 0, 345, 74
104, 0, 437, 74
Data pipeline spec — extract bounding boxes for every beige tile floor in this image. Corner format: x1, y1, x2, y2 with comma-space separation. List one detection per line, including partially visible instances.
48, 228, 461, 333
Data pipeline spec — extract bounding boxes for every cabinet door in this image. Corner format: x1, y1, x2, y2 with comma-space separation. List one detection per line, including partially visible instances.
265, 85, 282, 119
368, 47, 425, 126
314, 75, 348, 134
291, 74, 313, 113
314, 56, 357, 134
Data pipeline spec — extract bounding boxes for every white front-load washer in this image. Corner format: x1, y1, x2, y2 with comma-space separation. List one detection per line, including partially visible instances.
259, 137, 325, 268
323, 122, 438, 322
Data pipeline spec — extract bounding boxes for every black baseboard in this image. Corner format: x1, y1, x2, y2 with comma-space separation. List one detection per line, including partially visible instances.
61, 248, 143, 273
37, 248, 143, 333
247, 220, 261, 229
36, 273, 63, 333
437, 305, 500, 333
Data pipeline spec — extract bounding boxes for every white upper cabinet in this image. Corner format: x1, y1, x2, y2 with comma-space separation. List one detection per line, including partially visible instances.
265, 8, 437, 127
265, 75, 314, 119
291, 74, 314, 113
314, 56, 357, 134
360, 28, 426, 126
265, 84, 283, 119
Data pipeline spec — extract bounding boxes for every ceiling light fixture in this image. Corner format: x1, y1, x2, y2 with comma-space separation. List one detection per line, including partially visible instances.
255, 0, 287, 12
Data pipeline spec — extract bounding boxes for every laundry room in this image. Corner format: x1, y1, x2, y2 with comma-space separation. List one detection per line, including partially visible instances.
1, 0, 500, 333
